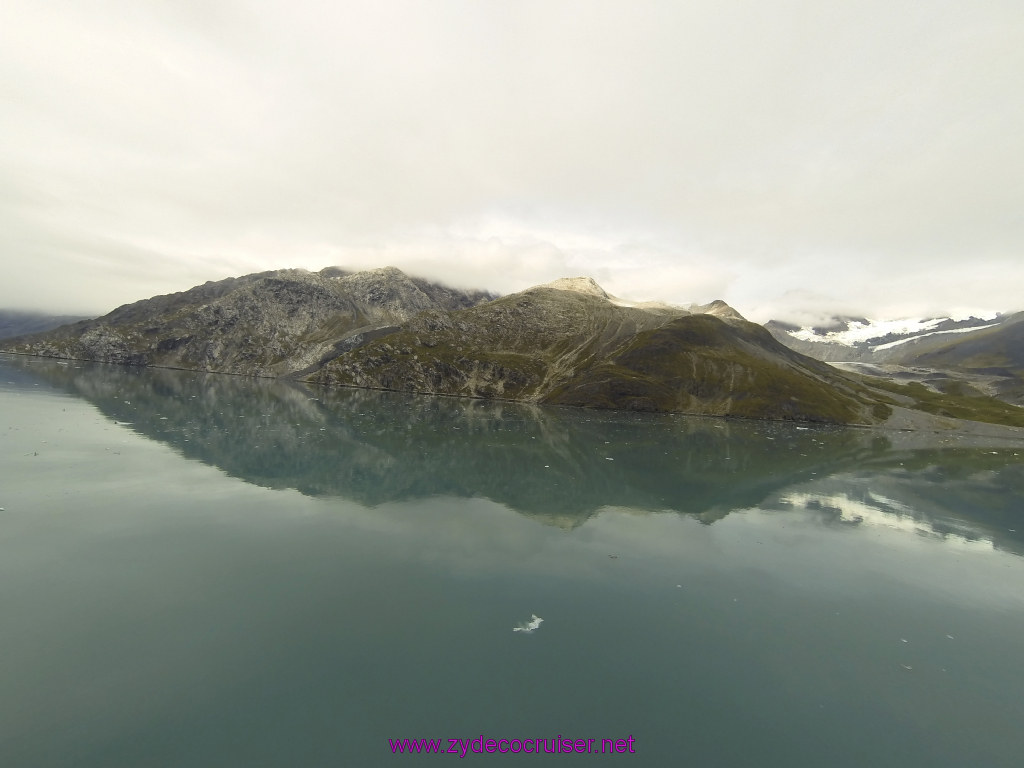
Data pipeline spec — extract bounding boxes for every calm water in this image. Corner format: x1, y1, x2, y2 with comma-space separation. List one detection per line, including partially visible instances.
2, 353, 1023, 767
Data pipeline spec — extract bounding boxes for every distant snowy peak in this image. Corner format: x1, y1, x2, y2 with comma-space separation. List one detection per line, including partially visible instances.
786, 315, 1000, 350
765, 313, 1006, 363
871, 322, 1000, 351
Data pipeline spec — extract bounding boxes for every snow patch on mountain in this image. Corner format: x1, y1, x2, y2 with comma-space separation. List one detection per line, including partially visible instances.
788, 314, 1001, 350
790, 318, 945, 347
872, 323, 999, 351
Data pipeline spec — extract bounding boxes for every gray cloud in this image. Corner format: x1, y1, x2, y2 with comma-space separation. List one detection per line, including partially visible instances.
1, 0, 1022, 322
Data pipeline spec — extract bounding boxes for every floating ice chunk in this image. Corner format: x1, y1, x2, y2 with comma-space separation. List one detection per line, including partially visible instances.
513, 614, 544, 633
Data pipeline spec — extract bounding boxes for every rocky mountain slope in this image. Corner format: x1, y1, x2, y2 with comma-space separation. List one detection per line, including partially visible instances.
898, 311, 1024, 405
2, 267, 495, 377
9, 265, 1019, 426
903, 311, 1024, 372
311, 277, 887, 423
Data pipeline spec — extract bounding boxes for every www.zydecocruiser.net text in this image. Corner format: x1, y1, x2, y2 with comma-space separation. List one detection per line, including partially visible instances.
389, 734, 637, 757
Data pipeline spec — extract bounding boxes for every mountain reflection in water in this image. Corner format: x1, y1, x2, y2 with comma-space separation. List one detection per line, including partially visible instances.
5, 354, 1022, 554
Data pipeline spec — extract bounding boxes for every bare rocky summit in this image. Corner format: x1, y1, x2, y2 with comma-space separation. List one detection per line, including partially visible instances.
3, 266, 495, 377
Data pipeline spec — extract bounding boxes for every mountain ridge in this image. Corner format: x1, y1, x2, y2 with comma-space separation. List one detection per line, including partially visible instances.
6, 265, 1021, 428
765, 314, 1010, 363
0, 310, 90, 340
2, 266, 497, 377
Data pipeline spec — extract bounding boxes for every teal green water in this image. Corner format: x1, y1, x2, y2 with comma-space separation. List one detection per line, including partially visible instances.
2, 354, 1023, 766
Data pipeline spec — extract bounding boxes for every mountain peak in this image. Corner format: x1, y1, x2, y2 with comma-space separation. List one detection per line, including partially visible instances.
543, 276, 610, 299
683, 299, 745, 321
541, 277, 698, 313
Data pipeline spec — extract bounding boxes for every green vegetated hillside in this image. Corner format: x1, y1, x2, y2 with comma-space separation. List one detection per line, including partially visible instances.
311, 284, 886, 424
865, 311, 1024, 411
905, 312, 1024, 376
546, 316, 875, 422
859, 378, 1024, 428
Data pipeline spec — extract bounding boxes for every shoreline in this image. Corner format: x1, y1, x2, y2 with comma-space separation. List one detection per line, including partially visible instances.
3, 350, 1024, 443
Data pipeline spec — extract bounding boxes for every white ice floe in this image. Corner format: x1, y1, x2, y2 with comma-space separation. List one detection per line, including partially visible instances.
513, 614, 544, 633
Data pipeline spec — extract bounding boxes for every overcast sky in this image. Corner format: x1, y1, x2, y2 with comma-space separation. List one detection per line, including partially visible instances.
1, 0, 1022, 323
